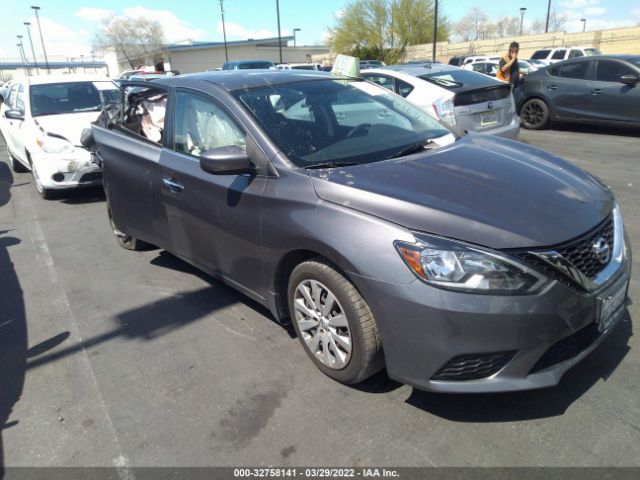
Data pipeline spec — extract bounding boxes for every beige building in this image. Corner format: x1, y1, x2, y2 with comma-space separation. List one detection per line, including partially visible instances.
166, 36, 330, 73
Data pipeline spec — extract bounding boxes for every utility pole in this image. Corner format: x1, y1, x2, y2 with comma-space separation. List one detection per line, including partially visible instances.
31, 6, 50, 73
432, 0, 438, 62
581, 18, 586, 32
519, 8, 527, 36
24, 22, 39, 74
219, 0, 229, 62
276, 0, 283, 64
293, 28, 301, 47
545, 0, 551, 33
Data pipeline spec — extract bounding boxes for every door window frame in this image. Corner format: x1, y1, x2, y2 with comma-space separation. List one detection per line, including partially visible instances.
594, 59, 636, 83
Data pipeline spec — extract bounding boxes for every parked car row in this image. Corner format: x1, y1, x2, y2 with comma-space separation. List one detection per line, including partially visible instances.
80, 63, 630, 394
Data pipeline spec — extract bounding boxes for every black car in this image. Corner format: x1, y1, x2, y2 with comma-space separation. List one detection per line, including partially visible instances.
517, 55, 640, 129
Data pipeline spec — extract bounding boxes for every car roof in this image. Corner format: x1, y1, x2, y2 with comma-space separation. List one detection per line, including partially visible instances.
379, 63, 461, 75
549, 54, 640, 63
19, 74, 114, 86
152, 70, 334, 91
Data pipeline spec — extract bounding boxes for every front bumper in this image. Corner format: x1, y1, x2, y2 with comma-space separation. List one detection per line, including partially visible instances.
351, 257, 631, 393
31, 148, 102, 190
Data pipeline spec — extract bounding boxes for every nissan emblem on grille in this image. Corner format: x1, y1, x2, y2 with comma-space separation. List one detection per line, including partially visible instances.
592, 237, 611, 265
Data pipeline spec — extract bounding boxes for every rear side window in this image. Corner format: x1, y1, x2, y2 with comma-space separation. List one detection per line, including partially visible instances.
120, 85, 168, 145
595, 60, 635, 82
363, 74, 394, 91
16, 85, 25, 112
559, 62, 590, 80
531, 50, 551, 60
395, 79, 414, 98
551, 49, 567, 60
569, 49, 584, 58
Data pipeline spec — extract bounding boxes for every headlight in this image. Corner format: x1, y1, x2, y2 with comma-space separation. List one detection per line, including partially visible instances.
395, 235, 549, 294
36, 134, 75, 154
432, 96, 456, 126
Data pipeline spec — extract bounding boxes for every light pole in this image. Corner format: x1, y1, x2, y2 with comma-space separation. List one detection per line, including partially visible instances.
581, 18, 586, 32
31, 6, 50, 73
276, 0, 283, 64
545, 0, 551, 33
293, 28, 301, 47
519, 8, 527, 36
17, 35, 31, 76
24, 22, 39, 74
432, 0, 438, 62
219, 0, 229, 62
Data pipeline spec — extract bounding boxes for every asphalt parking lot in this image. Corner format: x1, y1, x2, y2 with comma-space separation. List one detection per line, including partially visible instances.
1, 125, 639, 469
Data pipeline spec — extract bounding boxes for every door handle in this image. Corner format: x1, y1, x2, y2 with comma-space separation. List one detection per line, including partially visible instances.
162, 178, 184, 193
591, 89, 603, 95
546, 84, 558, 91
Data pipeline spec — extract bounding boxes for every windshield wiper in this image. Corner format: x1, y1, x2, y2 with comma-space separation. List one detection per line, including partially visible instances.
304, 161, 360, 169
388, 140, 435, 159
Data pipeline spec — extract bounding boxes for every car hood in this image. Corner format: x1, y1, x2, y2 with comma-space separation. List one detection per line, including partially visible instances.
308, 135, 613, 249
34, 112, 102, 146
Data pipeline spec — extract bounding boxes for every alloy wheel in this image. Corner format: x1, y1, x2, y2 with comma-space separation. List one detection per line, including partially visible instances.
293, 279, 352, 369
522, 101, 545, 127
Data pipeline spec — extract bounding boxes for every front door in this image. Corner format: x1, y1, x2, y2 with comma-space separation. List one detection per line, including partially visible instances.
159, 90, 267, 298
590, 59, 640, 124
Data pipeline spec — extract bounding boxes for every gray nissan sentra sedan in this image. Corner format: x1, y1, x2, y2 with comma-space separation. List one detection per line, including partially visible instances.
90, 70, 631, 393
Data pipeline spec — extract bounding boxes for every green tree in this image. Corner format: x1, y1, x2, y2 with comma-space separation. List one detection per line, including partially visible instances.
328, 0, 448, 64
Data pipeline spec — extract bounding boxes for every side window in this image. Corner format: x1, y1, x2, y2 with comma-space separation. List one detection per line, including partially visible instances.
121, 85, 168, 145
174, 91, 245, 158
569, 49, 584, 58
7, 85, 18, 109
547, 65, 561, 77
551, 49, 567, 60
395, 79, 414, 98
559, 62, 589, 80
15, 85, 25, 112
363, 75, 394, 91
531, 50, 550, 60
595, 60, 635, 82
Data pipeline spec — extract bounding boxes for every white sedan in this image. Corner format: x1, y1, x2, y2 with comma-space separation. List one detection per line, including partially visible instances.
0, 74, 118, 199
361, 65, 520, 139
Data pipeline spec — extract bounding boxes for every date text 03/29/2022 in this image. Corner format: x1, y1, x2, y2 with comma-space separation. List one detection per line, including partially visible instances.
233, 468, 400, 478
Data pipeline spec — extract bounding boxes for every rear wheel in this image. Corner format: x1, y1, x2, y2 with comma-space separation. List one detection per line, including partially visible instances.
108, 209, 147, 251
520, 98, 550, 129
288, 260, 384, 384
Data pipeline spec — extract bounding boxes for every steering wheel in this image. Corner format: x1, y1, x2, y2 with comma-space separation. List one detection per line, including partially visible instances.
345, 123, 372, 139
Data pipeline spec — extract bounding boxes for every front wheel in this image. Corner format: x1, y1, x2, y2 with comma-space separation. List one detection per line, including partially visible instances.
108, 209, 147, 251
31, 165, 55, 199
288, 260, 384, 384
520, 98, 550, 130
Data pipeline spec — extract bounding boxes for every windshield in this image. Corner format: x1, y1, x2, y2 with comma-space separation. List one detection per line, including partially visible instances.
419, 69, 500, 90
30, 81, 118, 116
234, 79, 450, 168
584, 48, 601, 56
239, 62, 273, 69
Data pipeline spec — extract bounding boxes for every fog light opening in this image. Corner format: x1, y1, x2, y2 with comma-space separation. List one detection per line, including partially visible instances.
52, 173, 65, 182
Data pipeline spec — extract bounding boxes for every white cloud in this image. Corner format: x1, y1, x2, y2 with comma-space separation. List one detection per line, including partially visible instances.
122, 7, 207, 43
559, 0, 599, 8
632, 8, 640, 17
76, 7, 113, 22
321, 31, 332, 44
335, 9, 345, 20
30, 16, 91, 57
563, 17, 636, 32
583, 6, 606, 16
216, 21, 290, 41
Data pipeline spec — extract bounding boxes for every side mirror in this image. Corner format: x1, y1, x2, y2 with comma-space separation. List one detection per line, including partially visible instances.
199, 145, 253, 175
80, 128, 95, 151
620, 74, 639, 86
4, 109, 24, 121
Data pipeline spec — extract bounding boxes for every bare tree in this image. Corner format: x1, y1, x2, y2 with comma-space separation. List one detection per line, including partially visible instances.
453, 7, 490, 41
548, 9, 568, 32
93, 16, 165, 69
530, 19, 546, 34
494, 16, 520, 38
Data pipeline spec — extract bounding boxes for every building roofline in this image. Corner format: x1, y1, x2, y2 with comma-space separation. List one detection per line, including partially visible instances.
167, 36, 296, 52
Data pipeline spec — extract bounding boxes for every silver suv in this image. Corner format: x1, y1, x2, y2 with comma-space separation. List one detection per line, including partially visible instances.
531, 47, 602, 63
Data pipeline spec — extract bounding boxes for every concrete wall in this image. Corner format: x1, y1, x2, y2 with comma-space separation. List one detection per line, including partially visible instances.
168, 45, 330, 73
404, 26, 640, 62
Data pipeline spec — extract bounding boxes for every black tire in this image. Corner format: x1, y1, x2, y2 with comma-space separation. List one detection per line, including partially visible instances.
108, 209, 147, 251
520, 98, 550, 130
288, 259, 384, 384
8, 149, 28, 173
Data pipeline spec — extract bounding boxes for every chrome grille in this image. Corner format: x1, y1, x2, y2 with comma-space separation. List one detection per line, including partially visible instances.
516, 215, 615, 291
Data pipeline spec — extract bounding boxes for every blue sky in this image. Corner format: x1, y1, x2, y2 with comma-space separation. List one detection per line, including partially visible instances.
2, 0, 639, 59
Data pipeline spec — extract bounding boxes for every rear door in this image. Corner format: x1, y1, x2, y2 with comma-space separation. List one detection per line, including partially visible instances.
589, 59, 640, 124
159, 88, 267, 296
94, 82, 172, 249
0, 84, 21, 158
542, 60, 594, 119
